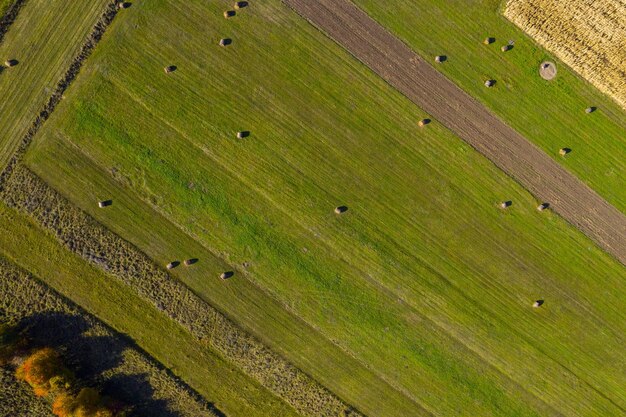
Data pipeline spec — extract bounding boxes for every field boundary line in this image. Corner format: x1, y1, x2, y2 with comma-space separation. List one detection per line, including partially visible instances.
283, 0, 626, 267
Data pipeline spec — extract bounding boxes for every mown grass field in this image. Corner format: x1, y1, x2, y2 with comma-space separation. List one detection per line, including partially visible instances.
0, 201, 296, 417
352, 0, 626, 215
21, 0, 626, 416
0, 0, 112, 170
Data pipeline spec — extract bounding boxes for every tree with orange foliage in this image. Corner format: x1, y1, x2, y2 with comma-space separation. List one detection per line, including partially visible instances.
52, 391, 75, 417
15, 347, 71, 397
51, 387, 117, 417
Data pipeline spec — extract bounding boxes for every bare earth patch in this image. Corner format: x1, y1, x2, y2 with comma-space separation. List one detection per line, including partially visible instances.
504, 0, 626, 109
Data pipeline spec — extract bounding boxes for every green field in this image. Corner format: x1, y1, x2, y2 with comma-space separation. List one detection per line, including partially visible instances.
352, 0, 626, 214
0, 0, 112, 169
0, 202, 297, 417
15, 0, 626, 416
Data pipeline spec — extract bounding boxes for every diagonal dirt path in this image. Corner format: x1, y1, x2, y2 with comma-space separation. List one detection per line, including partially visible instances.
283, 0, 626, 266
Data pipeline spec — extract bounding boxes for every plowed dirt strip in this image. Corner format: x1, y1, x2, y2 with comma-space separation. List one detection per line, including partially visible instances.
283, 0, 626, 266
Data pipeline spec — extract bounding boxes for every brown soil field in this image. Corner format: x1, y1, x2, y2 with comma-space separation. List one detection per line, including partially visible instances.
504, 0, 626, 110
283, 0, 626, 266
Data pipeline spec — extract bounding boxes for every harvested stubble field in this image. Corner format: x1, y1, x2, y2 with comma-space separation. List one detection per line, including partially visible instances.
504, 0, 626, 111
16, 0, 626, 415
351, 0, 626, 216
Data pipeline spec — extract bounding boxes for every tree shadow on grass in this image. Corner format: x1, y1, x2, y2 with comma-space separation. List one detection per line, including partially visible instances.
103, 374, 179, 417
15, 312, 207, 417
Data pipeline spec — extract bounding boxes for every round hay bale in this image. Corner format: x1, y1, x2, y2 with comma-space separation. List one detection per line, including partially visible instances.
559, 148, 571, 156
418, 118, 431, 127
434, 55, 446, 63
164, 65, 177, 74
500, 201, 512, 209
219, 38, 232, 46
537, 202, 549, 211
224, 10, 236, 18
4, 59, 18, 67
484, 79, 495, 88
236, 131, 249, 139
184, 258, 198, 266
166, 261, 180, 270
483, 37, 495, 45
585, 106, 597, 114
334, 206, 348, 214
117, 2, 131, 9
539, 61, 557, 80
98, 200, 112, 208
533, 300, 544, 308
220, 271, 234, 280
234, 1, 248, 9
501, 44, 512, 52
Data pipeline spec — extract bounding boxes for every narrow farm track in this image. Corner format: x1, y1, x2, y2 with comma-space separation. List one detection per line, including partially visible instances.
283, 0, 626, 266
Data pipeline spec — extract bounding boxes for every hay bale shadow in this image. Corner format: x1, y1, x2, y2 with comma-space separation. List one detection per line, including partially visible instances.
184, 258, 198, 266
220, 271, 234, 280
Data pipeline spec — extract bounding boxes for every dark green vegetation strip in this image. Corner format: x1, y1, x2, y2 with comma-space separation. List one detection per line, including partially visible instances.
23, 0, 626, 415
0, 165, 361, 417
352, 0, 626, 214
0, 257, 219, 417
0, 201, 299, 417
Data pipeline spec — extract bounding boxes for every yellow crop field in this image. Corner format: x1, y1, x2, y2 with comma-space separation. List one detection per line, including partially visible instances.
504, 0, 626, 109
